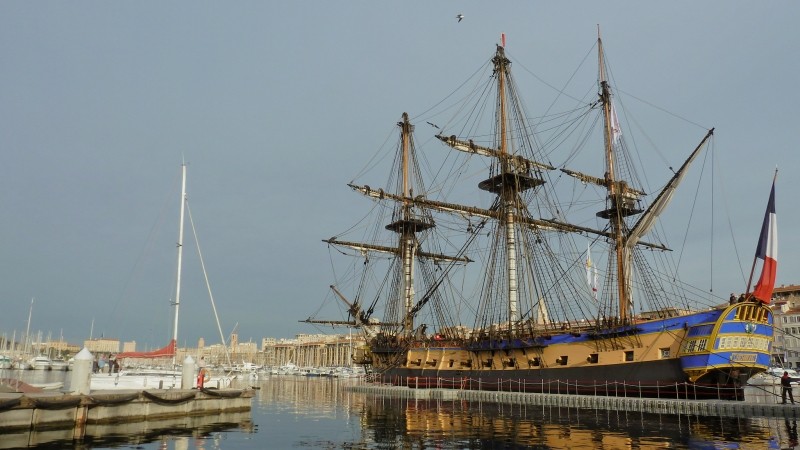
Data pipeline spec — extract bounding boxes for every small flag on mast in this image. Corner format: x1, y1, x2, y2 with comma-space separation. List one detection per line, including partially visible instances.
501, 33, 506, 48
752, 179, 777, 303
586, 243, 598, 300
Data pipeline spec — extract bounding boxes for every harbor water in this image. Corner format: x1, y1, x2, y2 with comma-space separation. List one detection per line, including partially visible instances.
1, 369, 799, 449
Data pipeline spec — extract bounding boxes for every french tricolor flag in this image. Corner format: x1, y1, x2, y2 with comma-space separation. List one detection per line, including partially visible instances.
752, 180, 777, 303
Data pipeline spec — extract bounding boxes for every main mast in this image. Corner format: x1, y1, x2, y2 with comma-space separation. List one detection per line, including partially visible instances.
481, 45, 544, 330
496, 46, 518, 324
172, 162, 187, 366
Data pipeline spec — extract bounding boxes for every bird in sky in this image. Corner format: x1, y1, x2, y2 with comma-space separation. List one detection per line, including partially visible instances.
456, 14, 464, 23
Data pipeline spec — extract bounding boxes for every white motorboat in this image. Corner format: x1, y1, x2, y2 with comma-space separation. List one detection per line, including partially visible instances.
50, 357, 69, 371
28, 355, 52, 371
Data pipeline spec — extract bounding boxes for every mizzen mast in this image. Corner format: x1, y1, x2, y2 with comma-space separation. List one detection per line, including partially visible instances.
596, 36, 641, 322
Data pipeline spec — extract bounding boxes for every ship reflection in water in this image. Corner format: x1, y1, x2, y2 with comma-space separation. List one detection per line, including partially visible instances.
254, 377, 796, 449
361, 396, 792, 449
3, 375, 799, 448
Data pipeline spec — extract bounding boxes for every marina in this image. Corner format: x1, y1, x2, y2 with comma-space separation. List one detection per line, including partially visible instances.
3, 373, 799, 449
0, 371, 800, 449
1, 2, 798, 449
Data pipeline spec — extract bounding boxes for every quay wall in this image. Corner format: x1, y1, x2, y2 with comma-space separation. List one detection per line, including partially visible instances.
0, 388, 253, 434
346, 384, 795, 418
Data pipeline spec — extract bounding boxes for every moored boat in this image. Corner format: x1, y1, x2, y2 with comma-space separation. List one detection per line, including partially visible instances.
49, 357, 69, 371
309, 32, 775, 400
28, 355, 52, 371
90, 163, 230, 390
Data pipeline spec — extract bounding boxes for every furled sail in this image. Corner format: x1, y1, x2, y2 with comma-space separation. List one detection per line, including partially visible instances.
116, 339, 176, 359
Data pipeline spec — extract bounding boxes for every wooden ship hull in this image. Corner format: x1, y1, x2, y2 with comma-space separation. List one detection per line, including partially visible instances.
364, 302, 772, 400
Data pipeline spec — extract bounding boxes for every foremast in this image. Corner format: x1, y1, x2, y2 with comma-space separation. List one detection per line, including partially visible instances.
324, 113, 471, 339
385, 113, 433, 337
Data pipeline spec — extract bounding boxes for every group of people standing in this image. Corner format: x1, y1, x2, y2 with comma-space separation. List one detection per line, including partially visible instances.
728, 292, 754, 305
92, 354, 120, 374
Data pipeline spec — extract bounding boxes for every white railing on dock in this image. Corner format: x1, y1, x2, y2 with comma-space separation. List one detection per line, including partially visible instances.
361, 374, 744, 401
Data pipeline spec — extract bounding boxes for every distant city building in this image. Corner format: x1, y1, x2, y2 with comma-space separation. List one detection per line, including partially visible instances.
84, 338, 120, 354
230, 333, 238, 349
771, 285, 800, 369
121, 341, 136, 353
44, 339, 80, 356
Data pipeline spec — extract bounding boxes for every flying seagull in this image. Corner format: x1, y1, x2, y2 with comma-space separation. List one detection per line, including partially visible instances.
456, 14, 464, 22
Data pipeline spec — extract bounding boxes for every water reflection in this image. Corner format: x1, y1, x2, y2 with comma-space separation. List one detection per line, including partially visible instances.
356, 397, 784, 448
256, 377, 796, 449
3, 372, 799, 449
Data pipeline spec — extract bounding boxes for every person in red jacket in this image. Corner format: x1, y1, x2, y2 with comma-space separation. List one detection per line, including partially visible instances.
197, 367, 209, 389
782, 371, 795, 404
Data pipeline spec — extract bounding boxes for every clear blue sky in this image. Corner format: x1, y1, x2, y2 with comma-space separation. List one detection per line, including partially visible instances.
1, 2, 797, 349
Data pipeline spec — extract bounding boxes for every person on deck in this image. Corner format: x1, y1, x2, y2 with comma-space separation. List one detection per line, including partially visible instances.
196, 356, 208, 389
782, 371, 795, 404
197, 367, 208, 389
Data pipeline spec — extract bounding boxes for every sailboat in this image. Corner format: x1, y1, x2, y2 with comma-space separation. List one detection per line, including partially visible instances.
310, 34, 775, 400
91, 163, 231, 390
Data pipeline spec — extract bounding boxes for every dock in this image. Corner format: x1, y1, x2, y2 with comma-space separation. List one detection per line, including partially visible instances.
347, 384, 799, 418
0, 387, 254, 435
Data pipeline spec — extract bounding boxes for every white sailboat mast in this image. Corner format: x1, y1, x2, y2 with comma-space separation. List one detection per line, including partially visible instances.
172, 162, 187, 364
24, 297, 33, 356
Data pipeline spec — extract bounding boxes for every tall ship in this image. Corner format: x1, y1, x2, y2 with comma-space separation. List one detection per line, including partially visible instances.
307, 34, 775, 400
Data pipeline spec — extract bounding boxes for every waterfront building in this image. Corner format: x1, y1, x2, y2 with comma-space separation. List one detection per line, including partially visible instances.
771, 284, 800, 369
121, 341, 136, 353
83, 338, 120, 354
